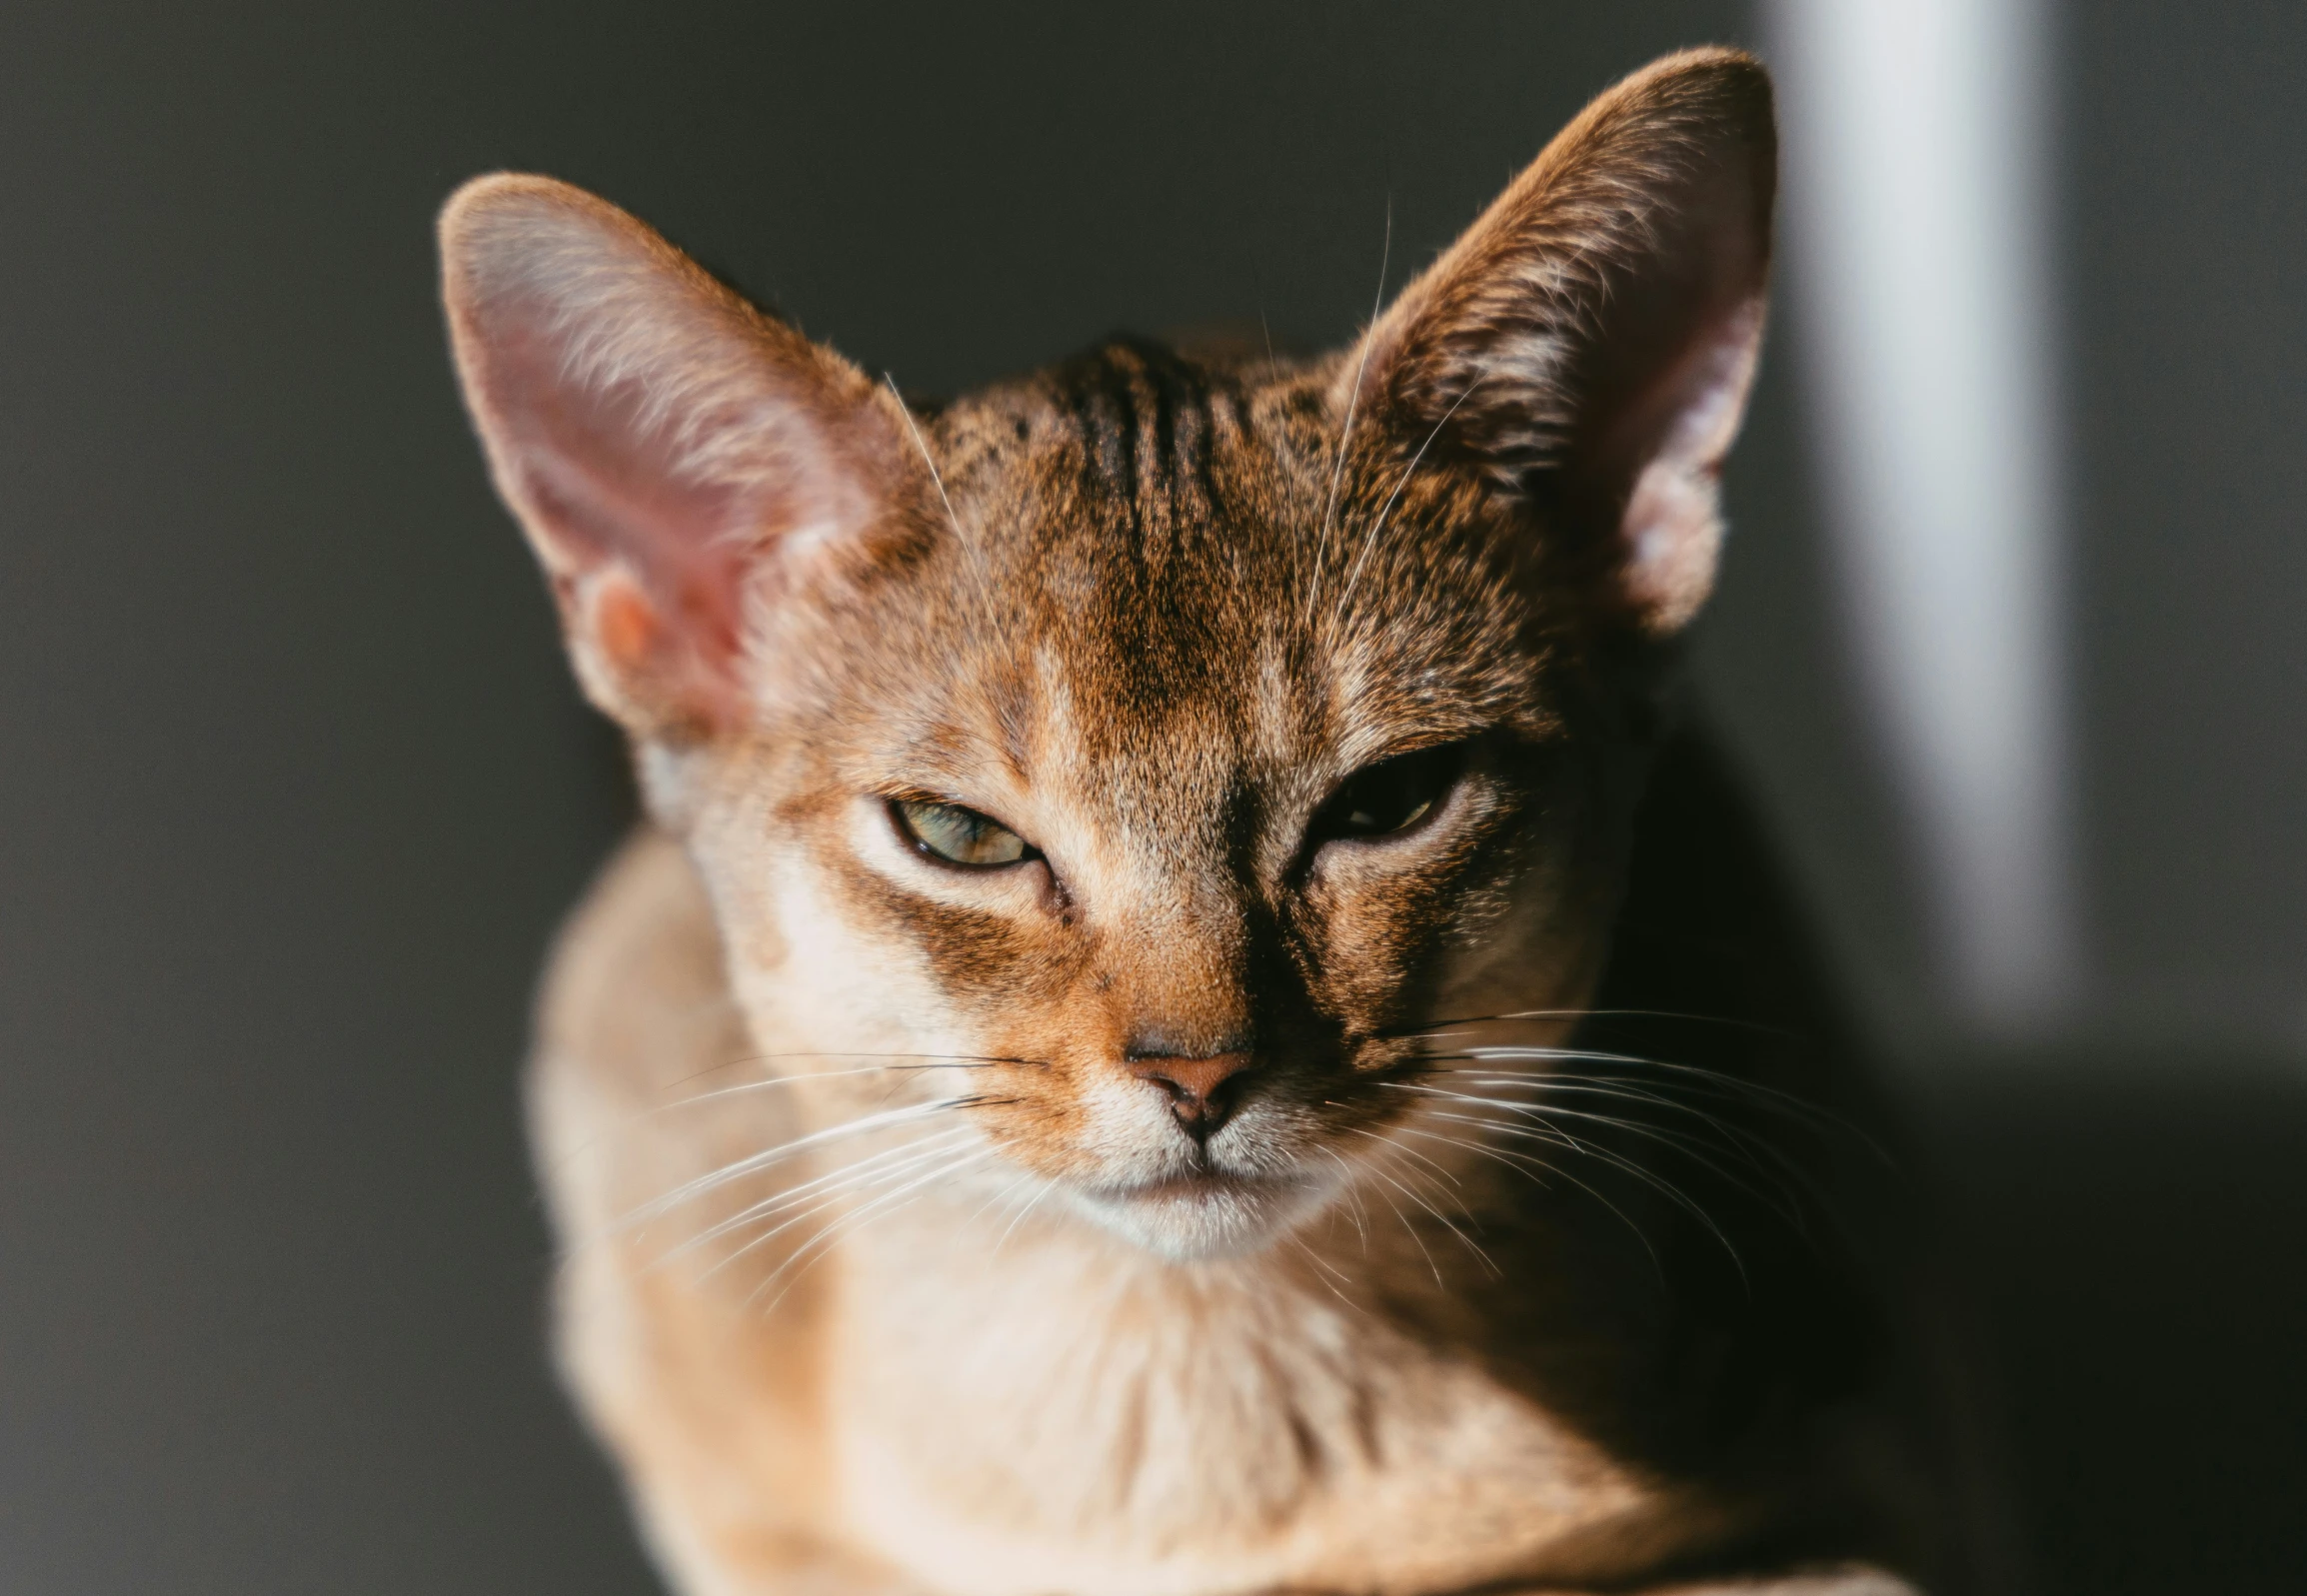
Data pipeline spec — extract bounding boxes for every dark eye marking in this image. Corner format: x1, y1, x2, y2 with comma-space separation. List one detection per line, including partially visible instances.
1307, 743, 1468, 846
890, 798, 1040, 869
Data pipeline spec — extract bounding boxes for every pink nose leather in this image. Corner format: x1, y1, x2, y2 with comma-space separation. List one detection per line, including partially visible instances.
1128, 1051, 1256, 1135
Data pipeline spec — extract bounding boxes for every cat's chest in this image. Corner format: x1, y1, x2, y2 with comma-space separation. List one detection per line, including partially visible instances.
822, 1219, 1667, 1596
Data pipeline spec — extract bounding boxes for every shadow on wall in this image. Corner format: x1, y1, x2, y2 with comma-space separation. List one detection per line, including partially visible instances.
1916, 1048, 2307, 1596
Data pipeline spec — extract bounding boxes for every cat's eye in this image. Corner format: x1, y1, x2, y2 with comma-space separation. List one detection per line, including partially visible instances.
891, 798, 1037, 868
1308, 744, 1466, 845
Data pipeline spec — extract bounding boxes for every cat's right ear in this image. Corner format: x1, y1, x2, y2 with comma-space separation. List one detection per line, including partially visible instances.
440, 175, 917, 737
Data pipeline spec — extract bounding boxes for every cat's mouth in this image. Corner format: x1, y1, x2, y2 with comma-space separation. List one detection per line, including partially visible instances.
1065, 1159, 1332, 1260
1104, 1167, 1272, 1204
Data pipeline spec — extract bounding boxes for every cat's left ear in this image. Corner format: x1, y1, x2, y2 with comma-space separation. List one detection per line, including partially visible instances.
1349, 48, 1775, 635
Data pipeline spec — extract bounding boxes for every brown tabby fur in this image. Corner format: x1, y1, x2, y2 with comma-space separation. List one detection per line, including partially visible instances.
442, 50, 1936, 1596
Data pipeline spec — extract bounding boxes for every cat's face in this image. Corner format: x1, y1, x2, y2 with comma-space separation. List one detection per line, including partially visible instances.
678, 344, 1604, 1257
444, 50, 1775, 1258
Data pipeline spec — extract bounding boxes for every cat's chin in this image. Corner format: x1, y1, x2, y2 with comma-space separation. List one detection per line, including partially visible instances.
1064, 1169, 1325, 1261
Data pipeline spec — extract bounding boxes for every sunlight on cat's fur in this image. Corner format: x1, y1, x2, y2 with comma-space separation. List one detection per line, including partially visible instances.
443, 48, 1927, 1596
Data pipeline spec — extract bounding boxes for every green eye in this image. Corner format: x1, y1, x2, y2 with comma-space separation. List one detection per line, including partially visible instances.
892, 798, 1035, 868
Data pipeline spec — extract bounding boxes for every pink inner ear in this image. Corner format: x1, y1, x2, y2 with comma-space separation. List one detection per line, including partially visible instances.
588, 571, 663, 677
444, 175, 909, 734
1607, 294, 1767, 632
511, 407, 754, 673
468, 304, 802, 731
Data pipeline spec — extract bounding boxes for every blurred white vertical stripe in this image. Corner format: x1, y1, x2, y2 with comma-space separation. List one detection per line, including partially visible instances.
1764, 0, 2081, 1030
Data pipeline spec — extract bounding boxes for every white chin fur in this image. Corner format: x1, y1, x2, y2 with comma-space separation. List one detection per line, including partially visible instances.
1063, 1174, 1327, 1262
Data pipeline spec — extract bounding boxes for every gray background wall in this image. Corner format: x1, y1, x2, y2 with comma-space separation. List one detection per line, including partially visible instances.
1, 4, 2299, 1592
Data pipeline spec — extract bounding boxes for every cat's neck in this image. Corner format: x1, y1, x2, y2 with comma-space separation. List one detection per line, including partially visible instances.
816, 1176, 1678, 1593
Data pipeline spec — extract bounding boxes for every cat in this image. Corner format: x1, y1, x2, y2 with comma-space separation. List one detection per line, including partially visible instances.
442, 47, 1951, 1596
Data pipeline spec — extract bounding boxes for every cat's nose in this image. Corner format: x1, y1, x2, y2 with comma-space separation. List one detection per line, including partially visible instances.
1126, 1048, 1256, 1139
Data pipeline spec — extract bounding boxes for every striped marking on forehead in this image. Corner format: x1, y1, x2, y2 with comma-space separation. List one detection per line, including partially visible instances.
1051, 338, 1241, 525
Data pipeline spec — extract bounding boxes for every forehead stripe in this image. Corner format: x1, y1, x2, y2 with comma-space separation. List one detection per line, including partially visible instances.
1059, 340, 1229, 532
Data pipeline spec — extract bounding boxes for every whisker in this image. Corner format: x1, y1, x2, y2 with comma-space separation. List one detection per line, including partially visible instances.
621, 1096, 983, 1230
541, 1052, 1035, 1186
1412, 1108, 1747, 1284
1415, 1070, 1838, 1189
656, 1125, 980, 1271
1417, 1046, 1881, 1156
1424, 1041, 1851, 1116
987, 1171, 1058, 1260
1285, 1233, 1364, 1315
1301, 199, 1391, 633
1355, 1112, 1471, 1194
1335, 374, 1485, 616
752, 1147, 1000, 1314
1378, 1118, 1665, 1279
960, 1168, 1043, 1236
1388, 1078, 1786, 1174
1345, 1126, 1498, 1279
886, 373, 993, 598
658, 1050, 1042, 1094
668, 1133, 978, 1276
1383, 1007, 1793, 1040
1365, 1176, 1443, 1289
1385, 1081, 1805, 1228
1313, 1143, 1372, 1254
649, 1060, 1018, 1120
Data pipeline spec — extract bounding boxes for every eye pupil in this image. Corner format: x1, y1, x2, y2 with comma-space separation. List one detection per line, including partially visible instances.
1313, 745, 1463, 843
894, 798, 1034, 867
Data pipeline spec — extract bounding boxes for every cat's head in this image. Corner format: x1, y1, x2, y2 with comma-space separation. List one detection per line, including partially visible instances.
443, 50, 1774, 1260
